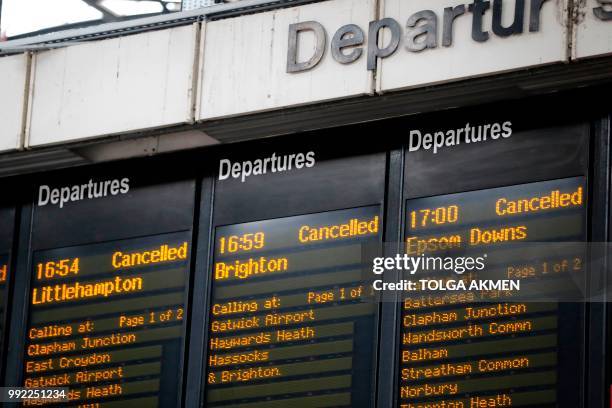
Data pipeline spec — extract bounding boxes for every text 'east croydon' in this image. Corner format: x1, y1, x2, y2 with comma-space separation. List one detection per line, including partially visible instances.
214, 216, 379, 281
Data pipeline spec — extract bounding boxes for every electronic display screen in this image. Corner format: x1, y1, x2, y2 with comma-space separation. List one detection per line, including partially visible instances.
0, 204, 15, 379
0, 253, 8, 363
398, 176, 586, 407
203, 206, 381, 408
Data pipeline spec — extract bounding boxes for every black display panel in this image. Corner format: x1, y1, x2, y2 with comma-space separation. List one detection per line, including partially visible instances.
398, 119, 590, 408
200, 144, 387, 408
19, 170, 195, 407
0, 205, 16, 380
399, 176, 586, 407
205, 206, 379, 407
0, 254, 7, 336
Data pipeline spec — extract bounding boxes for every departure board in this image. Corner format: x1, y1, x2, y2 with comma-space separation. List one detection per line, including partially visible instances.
0, 204, 15, 380
0, 253, 8, 365
398, 176, 586, 408
204, 206, 381, 407
19, 172, 196, 407
23, 232, 190, 406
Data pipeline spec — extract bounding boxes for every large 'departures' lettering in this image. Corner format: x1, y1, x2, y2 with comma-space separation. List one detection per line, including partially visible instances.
399, 176, 586, 407
288, 0, 612, 73
204, 207, 380, 407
